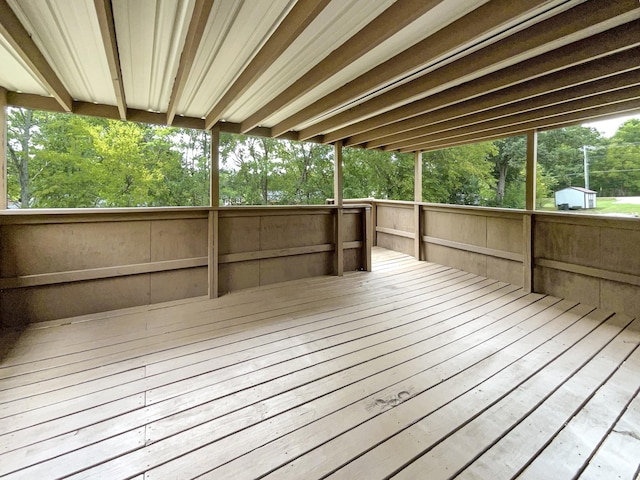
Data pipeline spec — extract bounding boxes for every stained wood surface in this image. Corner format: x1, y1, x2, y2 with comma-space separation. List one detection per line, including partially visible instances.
0, 248, 638, 479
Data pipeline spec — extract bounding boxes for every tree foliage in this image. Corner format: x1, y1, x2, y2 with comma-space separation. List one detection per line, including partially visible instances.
5, 107, 639, 210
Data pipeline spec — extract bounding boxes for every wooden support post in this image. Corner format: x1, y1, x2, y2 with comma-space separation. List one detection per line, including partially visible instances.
334, 140, 343, 207
414, 151, 423, 260
523, 213, 534, 293
523, 131, 537, 292
364, 206, 372, 272
525, 130, 537, 211
209, 125, 220, 298
335, 207, 344, 276
210, 124, 220, 207
334, 141, 344, 276
0, 88, 7, 210
371, 200, 377, 247
208, 210, 219, 298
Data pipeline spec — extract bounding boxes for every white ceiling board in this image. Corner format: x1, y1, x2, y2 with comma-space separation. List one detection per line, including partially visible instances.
6, 0, 115, 105
113, 0, 195, 113
179, 0, 295, 119
0, 36, 49, 95
221, 0, 396, 123
262, 0, 491, 128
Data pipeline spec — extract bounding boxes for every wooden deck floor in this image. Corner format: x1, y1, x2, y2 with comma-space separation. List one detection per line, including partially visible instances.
1, 247, 639, 479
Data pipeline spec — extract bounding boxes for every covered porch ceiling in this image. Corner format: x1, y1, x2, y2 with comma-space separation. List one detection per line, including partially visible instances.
0, 0, 639, 153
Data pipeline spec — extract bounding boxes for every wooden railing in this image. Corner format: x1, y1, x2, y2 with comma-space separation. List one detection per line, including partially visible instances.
0, 205, 371, 325
345, 198, 640, 320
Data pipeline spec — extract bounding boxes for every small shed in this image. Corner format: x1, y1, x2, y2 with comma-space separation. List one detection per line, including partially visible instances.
555, 186, 597, 209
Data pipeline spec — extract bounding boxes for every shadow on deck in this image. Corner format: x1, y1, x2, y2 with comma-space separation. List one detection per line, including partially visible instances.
0, 247, 638, 479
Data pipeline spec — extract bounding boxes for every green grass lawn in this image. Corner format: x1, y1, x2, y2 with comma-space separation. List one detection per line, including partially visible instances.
538, 197, 640, 216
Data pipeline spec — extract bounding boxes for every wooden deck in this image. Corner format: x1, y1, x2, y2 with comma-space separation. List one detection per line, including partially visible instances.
1, 247, 639, 479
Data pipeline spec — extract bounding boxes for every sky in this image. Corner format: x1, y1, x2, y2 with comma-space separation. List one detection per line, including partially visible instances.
583, 113, 640, 138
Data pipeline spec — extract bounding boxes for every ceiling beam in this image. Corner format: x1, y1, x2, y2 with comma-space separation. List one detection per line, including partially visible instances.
302, 0, 640, 141
271, 0, 562, 138
0, 0, 73, 112
383, 81, 640, 151
204, 0, 331, 130
239, 0, 445, 133
368, 67, 640, 150
322, 19, 640, 145
166, 0, 215, 126
351, 48, 640, 148
398, 96, 640, 153
94, 0, 127, 120
4, 91, 320, 144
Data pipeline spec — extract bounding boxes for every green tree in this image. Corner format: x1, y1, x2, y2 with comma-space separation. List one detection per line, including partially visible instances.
591, 119, 640, 196
6, 108, 36, 207
487, 136, 526, 206
537, 126, 606, 193
6, 108, 214, 208
273, 141, 333, 204
344, 149, 414, 200
422, 142, 497, 205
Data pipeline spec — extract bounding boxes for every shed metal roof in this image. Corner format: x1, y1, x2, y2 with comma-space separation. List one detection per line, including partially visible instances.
1, 0, 639, 152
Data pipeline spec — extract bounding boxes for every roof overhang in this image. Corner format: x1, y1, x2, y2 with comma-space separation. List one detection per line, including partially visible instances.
1, 0, 639, 152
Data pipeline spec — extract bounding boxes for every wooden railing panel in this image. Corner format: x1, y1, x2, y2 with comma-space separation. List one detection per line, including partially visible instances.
375, 202, 415, 256
424, 210, 487, 247
0, 206, 370, 325
533, 214, 640, 317
0, 221, 151, 277
486, 216, 523, 255
150, 218, 208, 262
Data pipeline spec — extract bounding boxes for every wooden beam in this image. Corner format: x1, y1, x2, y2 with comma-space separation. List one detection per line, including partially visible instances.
414, 151, 422, 260
240, 0, 445, 133
210, 124, 220, 207
271, 0, 556, 138
310, 2, 640, 142
359, 51, 640, 148
523, 214, 534, 293
167, 0, 214, 125
335, 207, 344, 277
525, 130, 537, 211
333, 140, 343, 207
327, 25, 640, 145
204, 0, 330, 130
364, 206, 372, 272
392, 85, 640, 151
383, 77, 640, 151
0, 0, 73, 112
398, 98, 640, 153
334, 141, 344, 276
0, 87, 6, 209
93, 0, 127, 120
208, 210, 219, 299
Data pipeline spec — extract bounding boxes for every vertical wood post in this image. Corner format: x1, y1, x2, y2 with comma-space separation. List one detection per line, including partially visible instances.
209, 125, 220, 298
371, 200, 377, 247
364, 206, 372, 272
210, 124, 220, 207
414, 151, 423, 260
525, 130, 537, 211
334, 141, 344, 276
523, 214, 534, 293
523, 131, 536, 292
333, 140, 343, 207
208, 210, 219, 298
0, 88, 7, 210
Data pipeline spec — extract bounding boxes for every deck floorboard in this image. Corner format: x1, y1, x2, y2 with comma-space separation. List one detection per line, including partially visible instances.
0, 247, 638, 479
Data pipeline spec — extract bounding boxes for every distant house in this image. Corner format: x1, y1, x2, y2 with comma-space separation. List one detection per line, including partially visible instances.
554, 186, 597, 209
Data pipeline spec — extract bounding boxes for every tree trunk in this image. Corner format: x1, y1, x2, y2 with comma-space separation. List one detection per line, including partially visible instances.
8, 109, 34, 207
496, 162, 508, 205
